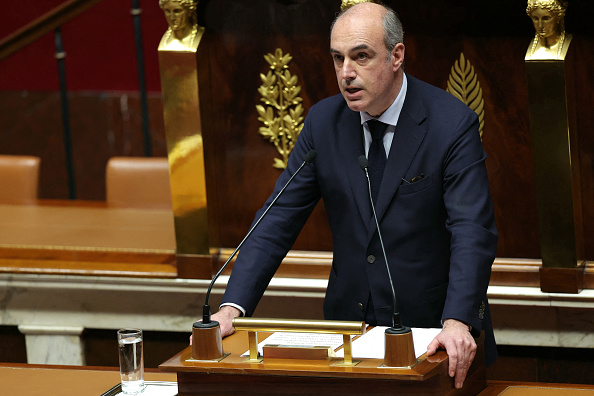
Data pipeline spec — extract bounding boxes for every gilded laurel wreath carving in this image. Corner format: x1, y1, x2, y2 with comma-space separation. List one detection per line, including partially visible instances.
256, 48, 304, 169
446, 53, 485, 139
341, 0, 376, 10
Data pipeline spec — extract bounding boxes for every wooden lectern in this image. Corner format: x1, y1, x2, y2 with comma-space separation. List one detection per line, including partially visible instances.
160, 329, 486, 395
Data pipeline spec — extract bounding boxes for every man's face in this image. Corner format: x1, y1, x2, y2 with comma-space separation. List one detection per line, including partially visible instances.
163, 1, 189, 32
330, 7, 404, 117
530, 8, 559, 39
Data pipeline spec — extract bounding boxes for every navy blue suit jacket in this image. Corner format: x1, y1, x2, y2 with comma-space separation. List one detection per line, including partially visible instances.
222, 75, 498, 364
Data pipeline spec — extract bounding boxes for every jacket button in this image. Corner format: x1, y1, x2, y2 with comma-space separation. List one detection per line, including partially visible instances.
358, 302, 365, 311
367, 255, 376, 264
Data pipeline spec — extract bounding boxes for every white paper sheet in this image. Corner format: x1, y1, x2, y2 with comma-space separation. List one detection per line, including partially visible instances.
335, 326, 442, 359
240, 327, 441, 360
241, 331, 345, 357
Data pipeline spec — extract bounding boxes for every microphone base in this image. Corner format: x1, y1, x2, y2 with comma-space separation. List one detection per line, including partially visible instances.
383, 326, 417, 368
192, 321, 224, 361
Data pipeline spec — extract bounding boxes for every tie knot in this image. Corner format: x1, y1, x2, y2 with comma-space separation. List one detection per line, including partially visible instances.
367, 120, 387, 141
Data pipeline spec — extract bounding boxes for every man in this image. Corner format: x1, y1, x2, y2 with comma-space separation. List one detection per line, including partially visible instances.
210, 2, 498, 389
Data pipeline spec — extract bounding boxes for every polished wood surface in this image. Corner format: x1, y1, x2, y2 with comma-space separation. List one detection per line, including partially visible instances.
1, 200, 592, 285
0, 362, 592, 396
540, 265, 586, 294
479, 381, 594, 395
384, 330, 417, 368
0, 363, 176, 396
0, 202, 177, 278
0, 203, 175, 250
160, 330, 487, 395
160, 330, 594, 395
191, 324, 224, 361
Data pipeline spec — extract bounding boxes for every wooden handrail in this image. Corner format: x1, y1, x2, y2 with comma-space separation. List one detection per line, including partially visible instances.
0, 0, 104, 61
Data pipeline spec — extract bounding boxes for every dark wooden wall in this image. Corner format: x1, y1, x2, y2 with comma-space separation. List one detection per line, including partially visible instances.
1, 0, 593, 260
195, 0, 594, 259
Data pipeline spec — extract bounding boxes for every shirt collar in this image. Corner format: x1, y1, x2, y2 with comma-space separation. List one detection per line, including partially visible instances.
360, 72, 408, 127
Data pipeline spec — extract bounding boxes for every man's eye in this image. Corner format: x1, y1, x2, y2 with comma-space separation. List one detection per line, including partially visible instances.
357, 53, 368, 60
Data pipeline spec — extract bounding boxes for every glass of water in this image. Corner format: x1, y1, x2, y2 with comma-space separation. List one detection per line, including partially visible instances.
117, 328, 145, 395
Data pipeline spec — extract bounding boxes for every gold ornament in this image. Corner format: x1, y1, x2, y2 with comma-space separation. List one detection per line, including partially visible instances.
256, 48, 304, 169
340, 0, 377, 11
446, 53, 485, 139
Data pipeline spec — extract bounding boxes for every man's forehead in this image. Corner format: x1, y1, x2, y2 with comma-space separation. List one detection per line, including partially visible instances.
330, 43, 371, 54
330, 21, 381, 54
331, 12, 383, 46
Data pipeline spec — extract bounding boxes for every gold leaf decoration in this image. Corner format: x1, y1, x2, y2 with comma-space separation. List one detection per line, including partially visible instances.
257, 48, 304, 169
446, 53, 485, 139
340, 0, 378, 10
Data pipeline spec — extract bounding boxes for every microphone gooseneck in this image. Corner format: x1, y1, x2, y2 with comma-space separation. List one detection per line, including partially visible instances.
201, 150, 318, 324
358, 155, 404, 331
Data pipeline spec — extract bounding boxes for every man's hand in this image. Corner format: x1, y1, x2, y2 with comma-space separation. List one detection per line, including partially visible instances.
189, 306, 242, 344
426, 319, 476, 389
211, 306, 242, 337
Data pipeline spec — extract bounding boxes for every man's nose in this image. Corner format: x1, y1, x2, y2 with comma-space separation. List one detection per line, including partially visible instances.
341, 59, 356, 81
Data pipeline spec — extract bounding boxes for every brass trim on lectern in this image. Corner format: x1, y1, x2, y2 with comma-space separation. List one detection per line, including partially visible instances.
232, 318, 366, 366
233, 318, 366, 334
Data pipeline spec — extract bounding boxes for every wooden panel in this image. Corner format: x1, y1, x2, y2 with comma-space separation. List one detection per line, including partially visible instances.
160, 330, 488, 396
0, 202, 177, 278
196, 0, 338, 252
0, 364, 176, 396
488, 345, 594, 386
0, 92, 168, 200
0, 0, 593, 262
480, 382, 594, 396
194, 0, 594, 259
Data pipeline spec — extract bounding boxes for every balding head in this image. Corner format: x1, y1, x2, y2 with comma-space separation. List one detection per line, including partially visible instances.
332, 2, 404, 60
330, 2, 405, 116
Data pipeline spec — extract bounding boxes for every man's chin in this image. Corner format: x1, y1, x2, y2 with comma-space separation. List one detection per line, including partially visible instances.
343, 97, 366, 113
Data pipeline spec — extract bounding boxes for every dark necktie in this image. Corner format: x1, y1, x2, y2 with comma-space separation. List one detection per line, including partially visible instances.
367, 119, 388, 204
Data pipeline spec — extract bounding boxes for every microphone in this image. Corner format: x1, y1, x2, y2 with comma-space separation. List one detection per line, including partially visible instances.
359, 155, 415, 367
201, 149, 318, 325
358, 155, 407, 333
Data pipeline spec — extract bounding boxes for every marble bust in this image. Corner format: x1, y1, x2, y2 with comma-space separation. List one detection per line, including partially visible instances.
525, 0, 572, 60
158, 0, 204, 52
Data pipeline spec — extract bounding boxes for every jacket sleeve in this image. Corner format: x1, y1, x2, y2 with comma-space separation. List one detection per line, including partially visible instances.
220, 112, 322, 316
440, 111, 498, 332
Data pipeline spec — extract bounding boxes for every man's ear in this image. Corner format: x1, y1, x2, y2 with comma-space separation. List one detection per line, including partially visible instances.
392, 43, 405, 71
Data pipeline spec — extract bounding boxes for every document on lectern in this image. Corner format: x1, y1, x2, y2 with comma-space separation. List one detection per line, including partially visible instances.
241, 327, 441, 359
335, 326, 442, 359
241, 331, 346, 357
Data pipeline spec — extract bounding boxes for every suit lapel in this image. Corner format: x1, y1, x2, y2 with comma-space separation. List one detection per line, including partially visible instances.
372, 78, 428, 231
339, 76, 429, 237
